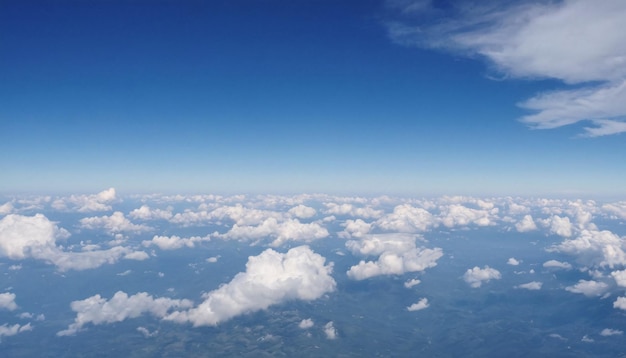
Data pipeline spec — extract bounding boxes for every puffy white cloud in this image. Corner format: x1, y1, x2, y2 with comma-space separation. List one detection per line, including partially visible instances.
387, 1, 626, 136
0, 323, 32, 339
463, 266, 501, 288
611, 269, 626, 287
338, 219, 372, 239
137, 326, 158, 338
565, 280, 609, 297
219, 218, 329, 247
515, 215, 537, 232
323, 203, 383, 219
142, 235, 210, 251
0, 202, 13, 216
613, 296, 626, 310
129, 205, 173, 221
58, 291, 194, 336
324, 321, 337, 340
298, 318, 314, 329
507, 258, 520, 266
347, 247, 442, 281
164, 246, 336, 326
600, 328, 623, 336
288, 205, 317, 219
542, 215, 573, 237
407, 298, 429, 311
404, 278, 421, 288
0, 292, 18, 311
375, 205, 434, 233
543, 260, 572, 270
515, 281, 542, 291
439, 204, 495, 228
602, 202, 626, 220
79, 212, 151, 235
52, 188, 117, 212
550, 229, 626, 268
0, 213, 143, 271
345, 233, 418, 257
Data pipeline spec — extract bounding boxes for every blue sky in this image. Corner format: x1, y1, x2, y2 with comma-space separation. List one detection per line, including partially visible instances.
2, 0, 625, 196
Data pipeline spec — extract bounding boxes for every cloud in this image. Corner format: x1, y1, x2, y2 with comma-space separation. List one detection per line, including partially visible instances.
600, 328, 623, 336
602, 202, 626, 220
324, 321, 337, 340
507, 257, 520, 266
613, 296, 626, 310
137, 326, 158, 338
565, 280, 609, 297
375, 204, 434, 232
407, 298, 429, 311
543, 260, 572, 270
515, 215, 537, 232
58, 291, 194, 336
79, 212, 151, 235
611, 269, 626, 287
515, 281, 542, 291
129, 205, 173, 221
438, 204, 495, 228
288, 205, 317, 219
0, 213, 144, 271
0, 323, 32, 339
0, 292, 18, 311
164, 246, 336, 326
298, 318, 314, 329
550, 229, 626, 268
52, 188, 117, 212
0, 202, 13, 216
463, 266, 501, 288
345, 233, 442, 280
404, 278, 421, 288
338, 219, 372, 239
323, 203, 383, 219
219, 218, 329, 247
386, 0, 626, 136
142, 235, 211, 251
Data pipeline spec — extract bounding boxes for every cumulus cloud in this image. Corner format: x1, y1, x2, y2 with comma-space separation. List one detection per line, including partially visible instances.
611, 269, 626, 287
386, 0, 626, 136
543, 260, 572, 270
602, 202, 626, 220
0, 292, 18, 311
323, 202, 383, 219
142, 235, 211, 251
129, 205, 173, 221
565, 280, 609, 297
219, 218, 329, 247
164, 246, 336, 326
463, 266, 501, 288
345, 233, 442, 280
324, 321, 337, 340
52, 188, 117, 212
404, 278, 421, 288
600, 328, 623, 336
79, 212, 151, 235
507, 257, 520, 266
515, 215, 537, 232
515, 281, 542, 291
338, 219, 372, 239
0, 202, 13, 216
0, 323, 32, 339
298, 318, 314, 329
407, 298, 429, 311
0, 213, 143, 271
58, 291, 194, 336
288, 205, 317, 219
375, 204, 434, 232
439, 204, 495, 228
613, 296, 626, 310
550, 229, 626, 268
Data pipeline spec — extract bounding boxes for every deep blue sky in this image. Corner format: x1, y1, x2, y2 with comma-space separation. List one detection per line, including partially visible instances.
2, 0, 625, 196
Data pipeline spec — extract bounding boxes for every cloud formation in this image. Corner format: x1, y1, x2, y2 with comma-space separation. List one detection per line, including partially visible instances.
515, 281, 542, 291
52, 188, 117, 212
407, 298, 429, 311
165, 246, 336, 326
387, 0, 626, 136
463, 266, 501, 288
0, 292, 18, 311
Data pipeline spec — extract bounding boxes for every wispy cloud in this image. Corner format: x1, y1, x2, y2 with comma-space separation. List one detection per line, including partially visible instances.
386, 0, 626, 136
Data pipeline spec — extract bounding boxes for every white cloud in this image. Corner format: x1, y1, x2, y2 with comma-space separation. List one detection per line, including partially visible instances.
543, 260, 572, 270
515, 215, 537, 232
164, 246, 336, 326
0, 202, 13, 216
219, 218, 329, 247
463, 266, 501, 288
544, 215, 573, 238
58, 291, 194, 336
550, 229, 626, 268
404, 278, 421, 288
137, 326, 158, 338
79, 212, 151, 235
407, 298, 429, 311
0, 292, 18, 311
298, 318, 314, 329
507, 257, 520, 266
0, 323, 32, 339
206, 256, 219, 263
52, 188, 117, 212
515, 281, 542, 291
602, 202, 626, 220
386, 1, 626, 136
600, 328, 623, 336
288, 205, 317, 219
338, 219, 372, 239
129, 205, 173, 221
565, 280, 609, 297
611, 269, 626, 287
439, 204, 495, 228
142, 235, 210, 251
613, 296, 626, 310
324, 321, 337, 340
324, 203, 383, 219
375, 204, 434, 232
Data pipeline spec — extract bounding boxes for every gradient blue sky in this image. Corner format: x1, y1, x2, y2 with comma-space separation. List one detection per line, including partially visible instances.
2, 0, 625, 196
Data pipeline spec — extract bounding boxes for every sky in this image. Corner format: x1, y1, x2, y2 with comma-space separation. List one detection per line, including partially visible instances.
2, 0, 626, 196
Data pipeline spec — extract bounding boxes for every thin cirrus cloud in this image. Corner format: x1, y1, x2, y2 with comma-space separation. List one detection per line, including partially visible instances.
386, 0, 626, 136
